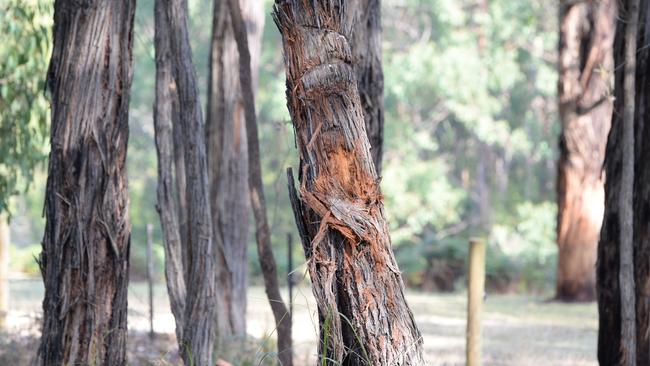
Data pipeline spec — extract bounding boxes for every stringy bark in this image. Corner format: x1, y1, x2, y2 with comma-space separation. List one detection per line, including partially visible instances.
206, 0, 264, 343
597, 0, 650, 364
275, 1, 424, 364
37, 1, 136, 365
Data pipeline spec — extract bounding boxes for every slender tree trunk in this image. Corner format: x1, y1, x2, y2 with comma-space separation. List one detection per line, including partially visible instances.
164, 0, 218, 363
345, 0, 384, 174
227, 1, 293, 364
206, 0, 264, 344
153, 0, 186, 345
556, 0, 616, 302
0, 214, 8, 329
173, 101, 190, 284
275, 2, 424, 364
597, 0, 649, 364
37, 1, 135, 364
618, 0, 638, 359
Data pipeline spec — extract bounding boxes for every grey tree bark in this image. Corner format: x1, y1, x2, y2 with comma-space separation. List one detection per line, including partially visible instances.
597, 0, 649, 364
345, 0, 384, 174
275, 1, 424, 364
617, 0, 638, 363
163, 0, 218, 364
37, 1, 135, 364
206, 0, 264, 343
556, 0, 616, 302
154, 0, 187, 345
227, 0, 293, 364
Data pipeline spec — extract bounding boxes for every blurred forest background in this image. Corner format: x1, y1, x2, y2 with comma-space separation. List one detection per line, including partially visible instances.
5, 0, 558, 294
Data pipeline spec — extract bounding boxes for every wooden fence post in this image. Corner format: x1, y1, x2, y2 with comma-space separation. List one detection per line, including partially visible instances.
467, 238, 486, 366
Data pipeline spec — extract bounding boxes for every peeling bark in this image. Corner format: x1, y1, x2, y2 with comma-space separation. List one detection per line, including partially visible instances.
275, 2, 424, 364
206, 0, 264, 343
227, 0, 293, 364
164, 0, 218, 363
556, 0, 616, 301
37, 1, 135, 365
597, 0, 650, 364
345, 0, 384, 174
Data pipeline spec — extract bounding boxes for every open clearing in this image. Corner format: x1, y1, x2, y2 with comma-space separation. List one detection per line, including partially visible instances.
2, 280, 597, 365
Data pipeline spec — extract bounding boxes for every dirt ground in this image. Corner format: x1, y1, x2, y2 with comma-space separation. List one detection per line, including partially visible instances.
1, 280, 597, 365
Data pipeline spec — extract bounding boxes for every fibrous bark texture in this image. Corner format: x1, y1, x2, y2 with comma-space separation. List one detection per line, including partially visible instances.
206, 0, 264, 343
556, 0, 616, 301
164, 0, 218, 363
345, 0, 384, 174
597, 0, 649, 364
275, 2, 424, 364
153, 0, 186, 345
227, 0, 293, 364
37, 1, 135, 365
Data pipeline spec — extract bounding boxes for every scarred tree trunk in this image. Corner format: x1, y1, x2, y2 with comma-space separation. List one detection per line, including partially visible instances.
164, 0, 218, 363
275, 2, 424, 364
345, 0, 384, 173
37, 1, 135, 365
556, 0, 616, 301
597, 0, 648, 363
206, 0, 264, 343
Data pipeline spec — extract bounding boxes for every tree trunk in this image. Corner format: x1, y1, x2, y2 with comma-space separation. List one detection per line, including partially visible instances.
228, 1, 293, 364
153, 0, 187, 345
37, 1, 135, 364
556, 0, 616, 301
0, 214, 8, 329
274, 2, 424, 364
164, 0, 218, 363
345, 0, 384, 174
206, 0, 264, 344
597, 0, 649, 364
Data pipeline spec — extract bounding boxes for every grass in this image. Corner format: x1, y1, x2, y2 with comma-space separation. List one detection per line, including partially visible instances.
4, 280, 597, 365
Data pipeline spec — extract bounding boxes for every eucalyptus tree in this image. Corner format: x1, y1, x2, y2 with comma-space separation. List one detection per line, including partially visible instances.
275, 1, 424, 364
37, 1, 135, 364
206, 0, 264, 343
556, 0, 616, 301
597, 0, 648, 364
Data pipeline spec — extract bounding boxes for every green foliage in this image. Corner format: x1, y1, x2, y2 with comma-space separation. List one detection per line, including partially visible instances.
0, 0, 52, 214
6, 0, 561, 293
490, 202, 557, 291
10, 243, 41, 276
381, 0, 559, 291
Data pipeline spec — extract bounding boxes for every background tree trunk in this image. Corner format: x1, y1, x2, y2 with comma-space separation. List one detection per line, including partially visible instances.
556, 0, 616, 301
165, 0, 218, 363
345, 0, 384, 174
275, 2, 424, 364
37, 1, 135, 364
206, 0, 264, 344
597, 0, 649, 363
227, 0, 293, 364
154, 0, 187, 345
